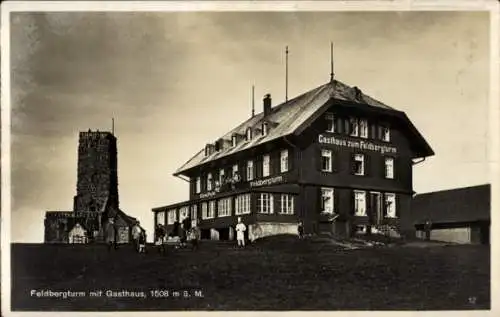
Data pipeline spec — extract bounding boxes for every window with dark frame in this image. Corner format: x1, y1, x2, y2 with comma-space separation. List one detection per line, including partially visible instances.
352, 154, 365, 175
321, 149, 332, 172
325, 113, 335, 132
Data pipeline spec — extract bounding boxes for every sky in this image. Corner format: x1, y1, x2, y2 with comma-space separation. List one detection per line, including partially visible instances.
9, 11, 491, 243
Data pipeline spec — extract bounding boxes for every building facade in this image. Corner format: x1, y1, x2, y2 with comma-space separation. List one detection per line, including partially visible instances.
412, 184, 490, 245
44, 130, 143, 244
152, 79, 434, 241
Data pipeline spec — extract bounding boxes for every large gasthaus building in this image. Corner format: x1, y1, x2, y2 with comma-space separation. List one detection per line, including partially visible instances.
152, 76, 434, 242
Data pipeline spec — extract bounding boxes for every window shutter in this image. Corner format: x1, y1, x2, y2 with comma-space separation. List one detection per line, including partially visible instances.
257, 157, 263, 178
317, 148, 323, 172
395, 194, 400, 218
383, 193, 388, 217
272, 151, 279, 175
344, 119, 351, 135
350, 154, 357, 174
333, 151, 339, 172
350, 190, 355, 216
334, 188, 340, 215
317, 187, 323, 214
288, 149, 294, 171
336, 117, 343, 134
365, 154, 370, 176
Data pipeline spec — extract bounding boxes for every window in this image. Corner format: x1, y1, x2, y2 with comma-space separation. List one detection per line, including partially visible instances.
167, 209, 177, 224
201, 202, 209, 219
207, 173, 213, 191
263, 154, 270, 177
280, 194, 294, 214
156, 211, 165, 226
381, 126, 390, 142
349, 118, 359, 137
321, 149, 332, 172
247, 160, 254, 181
208, 200, 216, 218
325, 113, 335, 132
385, 157, 394, 179
195, 177, 201, 194
246, 127, 252, 141
257, 193, 274, 214
235, 194, 251, 215
321, 187, 334, 214
232, 135, 237, 147
217, 198, 232, 217
191, 205, 198, 220
219, 169, 225, 185
354, 191, 367, 216
179, 206, 189, 221
385, 193, 397, 218
262, 122, 269, 136
280, 150, 289, 173
352, 154, 365, 176
232, 164, 238, 177
360, 119, 368, 138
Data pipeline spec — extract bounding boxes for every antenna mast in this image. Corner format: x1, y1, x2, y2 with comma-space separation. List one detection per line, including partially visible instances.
330, 42, 334, 82
251, 85, 255, 117
285, 45, 289, 102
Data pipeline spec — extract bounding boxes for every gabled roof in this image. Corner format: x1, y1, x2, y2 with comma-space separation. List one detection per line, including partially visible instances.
411, 184, 491, 225
175, 79, 433, 176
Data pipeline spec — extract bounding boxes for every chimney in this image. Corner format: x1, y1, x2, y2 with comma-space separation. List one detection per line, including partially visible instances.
263, 94, 272, 116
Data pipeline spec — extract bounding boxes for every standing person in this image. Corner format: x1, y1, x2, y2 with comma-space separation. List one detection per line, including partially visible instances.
132, 222, 142, 252
105, 218, 117, 251
298, 220, 304, 239
235, 217, 247, 248
190, 221, 201, 251
156, 224, 166, 254
181, 215, 192, 248
138, 230, 146, 253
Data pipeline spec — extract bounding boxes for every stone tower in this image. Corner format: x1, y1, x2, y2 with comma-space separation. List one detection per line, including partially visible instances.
73, 130, 119, 213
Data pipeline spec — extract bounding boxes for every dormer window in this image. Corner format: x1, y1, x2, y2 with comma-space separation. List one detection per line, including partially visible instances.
215, 141, 221, 152
325, 113, 335, 133
262, 122, 269, 136
232, 135, 237, 147
246, 127, 253, 141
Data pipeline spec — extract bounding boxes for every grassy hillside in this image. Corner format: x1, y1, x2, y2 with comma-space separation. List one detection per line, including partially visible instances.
11, 236, 490, 311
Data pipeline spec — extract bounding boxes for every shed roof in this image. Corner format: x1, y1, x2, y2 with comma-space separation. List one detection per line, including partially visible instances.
411, 184, 491, 225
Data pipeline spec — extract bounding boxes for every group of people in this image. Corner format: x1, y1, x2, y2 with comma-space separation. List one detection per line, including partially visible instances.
106, 217, 304, 253
152, 215, 202, 253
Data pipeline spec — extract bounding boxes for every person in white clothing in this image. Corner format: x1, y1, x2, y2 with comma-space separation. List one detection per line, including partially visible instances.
235, 217, 247, 248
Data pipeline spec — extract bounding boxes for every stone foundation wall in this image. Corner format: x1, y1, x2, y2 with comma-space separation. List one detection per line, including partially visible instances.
248, 222, 298, 242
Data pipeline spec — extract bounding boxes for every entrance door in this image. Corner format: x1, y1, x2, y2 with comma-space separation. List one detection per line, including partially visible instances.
370, 192, 382, 225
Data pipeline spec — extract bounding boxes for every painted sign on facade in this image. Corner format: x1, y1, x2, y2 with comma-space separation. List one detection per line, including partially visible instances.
318, 134, 397, 154
250, 175, 285, 188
